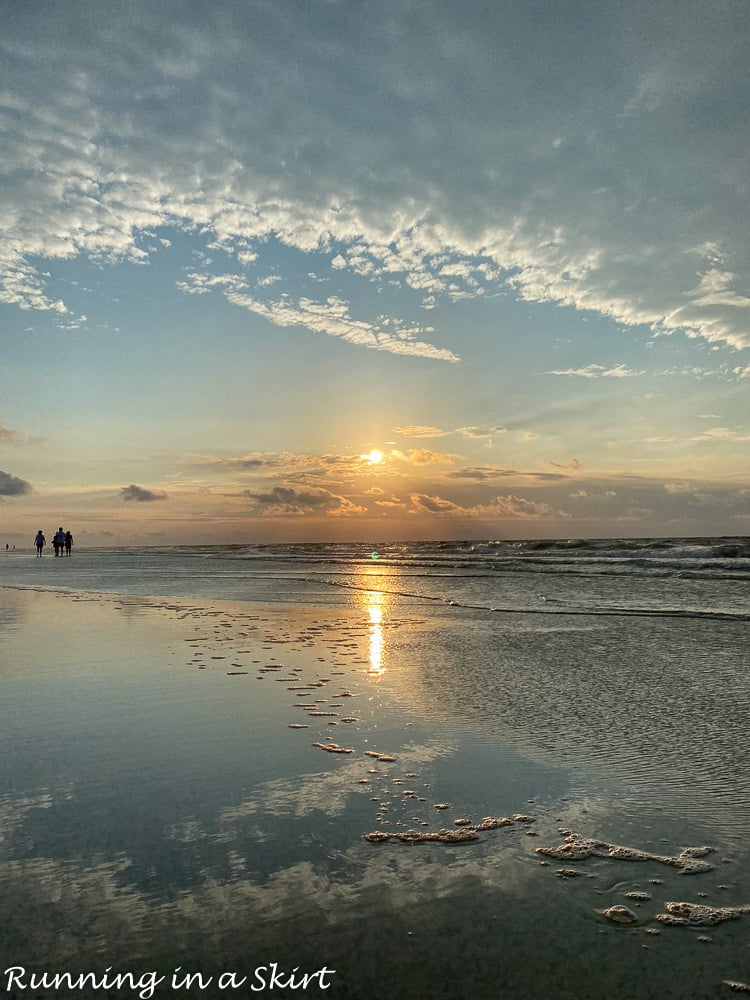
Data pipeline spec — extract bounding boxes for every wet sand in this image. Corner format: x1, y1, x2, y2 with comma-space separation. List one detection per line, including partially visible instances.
1, 585, 749, 999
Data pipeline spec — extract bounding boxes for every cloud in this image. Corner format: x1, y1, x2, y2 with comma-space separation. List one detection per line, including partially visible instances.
374, 497, 407, 510
457, 425, 507, 438
194, 451, 367, 476
484, 495, 558, 519
0, 422, 44, 445
548, 458, 583, 472
120, 484, 168, 502
393, 425, 451, 438
691, 427, 750, 442
176, 272, 248, 296
392, 425, 506, 441
447, 466, 566, 482
390, 448, 457, 467
544, 364, 643, 378
244, 485, 366, 517
0, 424, 23, 444
222, 291, 459, 362
448, 466, 516, 481
406, 490, 564, 520
1, 0, 748, 355
408, 492, 468, 516
0, 470, 32, 497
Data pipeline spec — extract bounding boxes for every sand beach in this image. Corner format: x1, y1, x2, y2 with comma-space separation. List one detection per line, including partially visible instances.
1, 542, 749, 999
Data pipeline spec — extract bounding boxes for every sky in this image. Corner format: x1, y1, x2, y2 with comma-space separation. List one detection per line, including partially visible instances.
1, 0, 749, 546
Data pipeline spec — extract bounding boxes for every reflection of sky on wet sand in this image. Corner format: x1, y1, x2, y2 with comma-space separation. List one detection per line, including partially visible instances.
370, 610, 750, 841
3, 811, 748, 1000
2, 587, 749, 999
218, 744, 450, 825
0, 832, 537, 968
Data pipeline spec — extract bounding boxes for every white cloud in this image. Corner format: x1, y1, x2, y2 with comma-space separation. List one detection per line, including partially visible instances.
393, 425, 451, 438
544, 364, 643, 378
1, 0, 748, 353
457, 425, 507, 438
392, 424, 506, 440
691, 427, 750, 442
224, 291, 459, 361
177, 272, 248, 295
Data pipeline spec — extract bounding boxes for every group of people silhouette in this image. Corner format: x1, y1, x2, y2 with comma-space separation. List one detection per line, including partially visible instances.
34, 527, 73, 557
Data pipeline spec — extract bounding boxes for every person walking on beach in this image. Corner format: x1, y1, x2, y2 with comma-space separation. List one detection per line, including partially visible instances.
65, 530, 73, 556
53, 526, 66, 557
34, 530, 45, 556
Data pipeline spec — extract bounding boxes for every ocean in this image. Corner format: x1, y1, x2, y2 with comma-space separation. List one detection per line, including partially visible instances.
3, 535, 749, 612
0, 537, 748, 998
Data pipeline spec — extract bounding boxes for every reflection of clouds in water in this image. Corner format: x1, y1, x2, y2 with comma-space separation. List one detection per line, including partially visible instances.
380, 617, 750, 837
218, 743, 453, 827
0, 790, 58, 851
0, 822, 533, 966
0, 854, 141, 964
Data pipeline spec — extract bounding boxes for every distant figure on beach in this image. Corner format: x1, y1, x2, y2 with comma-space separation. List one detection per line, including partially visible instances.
65, 530, 73, 556
53, 527, 66, 557
34, 530, 45, 556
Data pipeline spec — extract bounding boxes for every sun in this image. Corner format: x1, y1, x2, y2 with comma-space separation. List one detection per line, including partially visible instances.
364, 449, 384, 464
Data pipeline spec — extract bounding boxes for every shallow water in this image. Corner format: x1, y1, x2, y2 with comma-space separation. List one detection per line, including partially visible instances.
1, 544, 749, 998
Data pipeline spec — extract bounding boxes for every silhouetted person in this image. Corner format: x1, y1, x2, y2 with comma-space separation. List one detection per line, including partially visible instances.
65, 531, 73, 556
34, 530, 45, 556
53, 526, 65, 557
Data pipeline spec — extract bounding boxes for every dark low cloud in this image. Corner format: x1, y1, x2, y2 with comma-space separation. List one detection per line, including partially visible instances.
120, 484, 168, 502
0, 470, 32, 497
408, 492, 467, 516
244, 485, 365, 517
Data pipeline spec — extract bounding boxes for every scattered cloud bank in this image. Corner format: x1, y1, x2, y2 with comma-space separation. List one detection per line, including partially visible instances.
2, 0, 749, 354
407, 492, 563, 520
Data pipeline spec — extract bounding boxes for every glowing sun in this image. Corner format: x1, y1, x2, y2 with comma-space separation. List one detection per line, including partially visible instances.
364, 449, 384, 464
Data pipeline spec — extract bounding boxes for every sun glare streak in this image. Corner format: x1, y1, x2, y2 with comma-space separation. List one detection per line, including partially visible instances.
367, 598, 385, 677
354, 579, 389, 679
